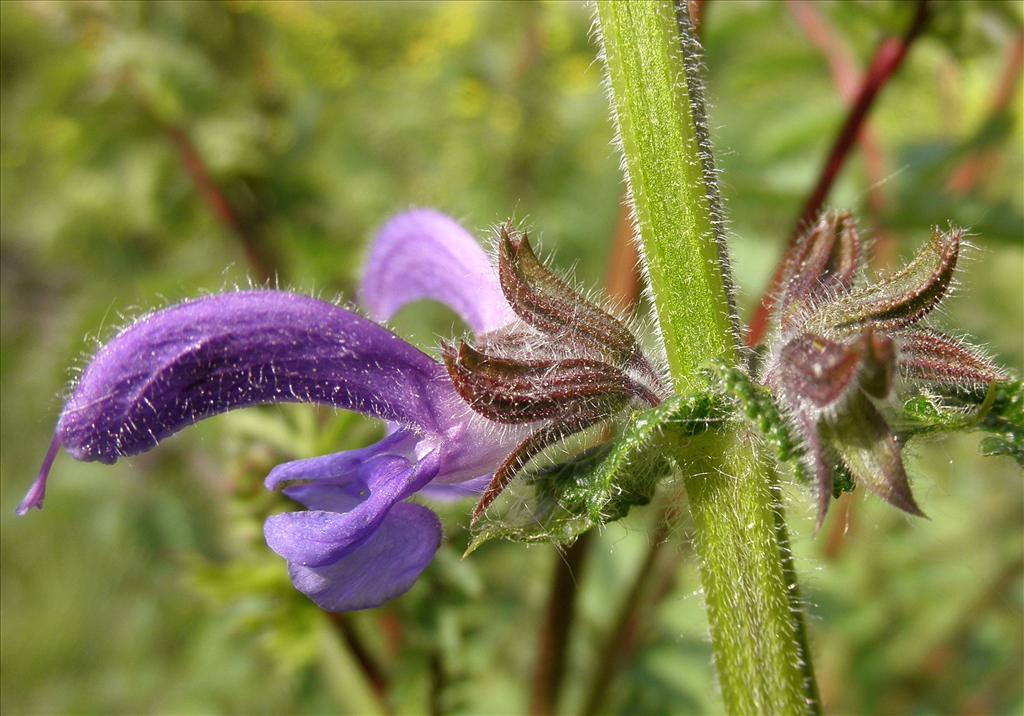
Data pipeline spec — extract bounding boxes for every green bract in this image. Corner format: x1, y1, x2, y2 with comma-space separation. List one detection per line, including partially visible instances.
466, 392, 725, 552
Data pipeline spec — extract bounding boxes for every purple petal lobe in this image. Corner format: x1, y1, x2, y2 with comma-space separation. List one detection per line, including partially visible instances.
58, 291, 452, 464
264, 429, 417, 493
360, 209, 515, 334
264, 448, 441, 567
287, 502, 442, 612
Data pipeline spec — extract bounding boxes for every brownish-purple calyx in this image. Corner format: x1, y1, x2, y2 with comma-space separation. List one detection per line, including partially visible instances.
443, 222, 665, 524
762, 210, 1007, 529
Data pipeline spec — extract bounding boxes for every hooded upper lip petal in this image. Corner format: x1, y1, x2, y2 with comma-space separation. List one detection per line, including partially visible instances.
360, 208, 517, 334
55, 290, 456, 466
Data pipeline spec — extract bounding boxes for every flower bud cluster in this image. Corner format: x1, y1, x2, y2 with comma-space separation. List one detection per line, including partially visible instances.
760, 211, 1007, 526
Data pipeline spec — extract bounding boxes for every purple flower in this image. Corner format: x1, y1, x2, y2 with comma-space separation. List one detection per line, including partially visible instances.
18, 209, 527, 612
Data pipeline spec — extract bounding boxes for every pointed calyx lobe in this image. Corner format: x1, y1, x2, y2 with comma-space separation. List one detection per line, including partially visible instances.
763, 210, 1007, 528
444, 223, 664, 523
497, 224, 665, 388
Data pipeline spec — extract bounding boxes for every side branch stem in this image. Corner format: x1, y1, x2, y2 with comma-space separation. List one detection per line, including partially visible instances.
130, 85, 277, 283
529, 535, 591, 716
328, 613, 393, 715
581, 518, 681, 716
161, 123, 275, 284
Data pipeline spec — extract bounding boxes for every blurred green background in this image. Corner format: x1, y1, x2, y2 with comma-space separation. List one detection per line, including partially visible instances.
2, 1, 1021, 714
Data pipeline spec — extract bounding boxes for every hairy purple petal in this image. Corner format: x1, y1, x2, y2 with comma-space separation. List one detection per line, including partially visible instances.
265, 448, 441, 567
431, 412, 531, 486
56, 291, 453, 465
359, 209, 516, 334
288, 502, 442, 612
899, 330, 1008, 387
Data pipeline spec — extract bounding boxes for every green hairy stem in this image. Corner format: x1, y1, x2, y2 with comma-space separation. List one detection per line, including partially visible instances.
595, 2, 819, 713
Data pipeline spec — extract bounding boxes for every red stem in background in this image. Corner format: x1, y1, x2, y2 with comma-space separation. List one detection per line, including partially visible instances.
823, 491, 856, 561
529, 535, 592, 716
160, 123, 275, 283
786, 0, 894, 262
130, 79, 276, 283
746, 0, 930, 347
688, 0, 706, 37
581, 515, 684, 716
328, 613, 393, 715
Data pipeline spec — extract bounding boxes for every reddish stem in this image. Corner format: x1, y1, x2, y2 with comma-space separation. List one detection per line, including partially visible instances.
129, 79, 277, 283
529, 535, 592, 716
688, 0, 706, 37
746, 0, 930, 347
327, 613, 392, 714
822, 491, 856, 561
786, 1, 893, 255
161, 124, 275, 283
581, 521, 682, 716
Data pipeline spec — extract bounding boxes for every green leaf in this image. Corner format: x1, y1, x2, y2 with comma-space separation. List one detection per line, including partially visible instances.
897, 379, 1024, 466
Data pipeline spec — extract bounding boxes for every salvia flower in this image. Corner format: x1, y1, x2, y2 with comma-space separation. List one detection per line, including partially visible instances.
18, 209, 534, 612
18, 209, 665, 612
760, 210, 1007, 527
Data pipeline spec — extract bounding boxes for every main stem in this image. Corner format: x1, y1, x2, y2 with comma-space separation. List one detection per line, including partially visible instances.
595, 2, 818, 713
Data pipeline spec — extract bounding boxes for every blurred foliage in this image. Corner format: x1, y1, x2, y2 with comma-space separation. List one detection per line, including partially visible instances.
1, 1, 1021, 714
